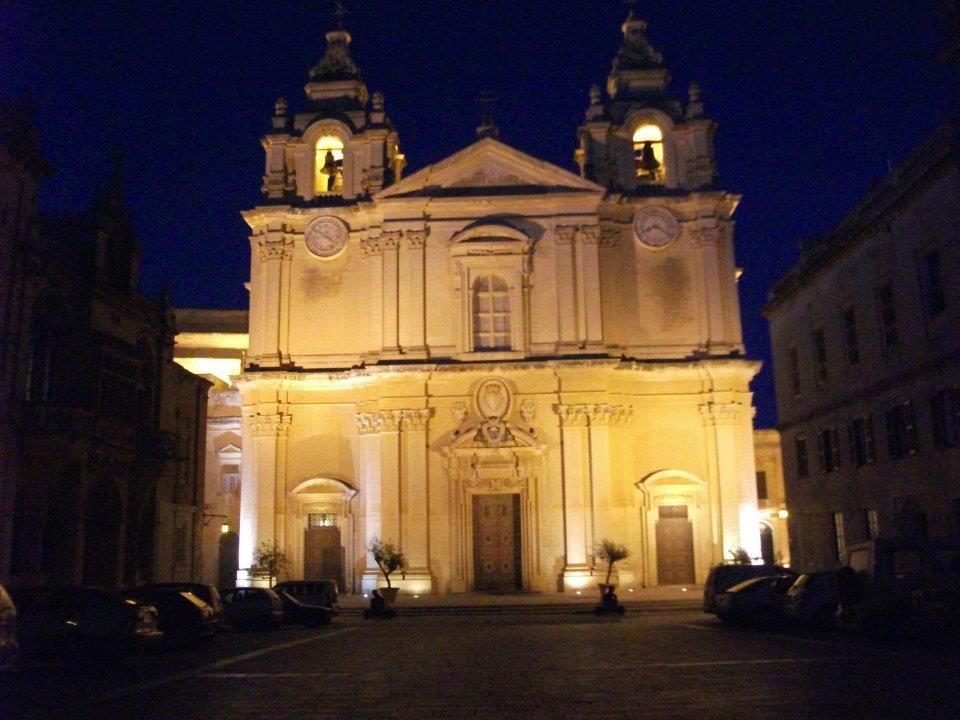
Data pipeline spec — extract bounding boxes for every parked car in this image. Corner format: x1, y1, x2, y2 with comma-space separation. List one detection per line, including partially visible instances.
838, 536, 960, 633
272, 580, 338, 627
10, 585, 162, 661
220, 587, 284, 630
784, 571, 841, 630
124, 586, 217, 646
714, 575, 797, 627
0, 583, 18, 673
150, 583, 223, 626
703, 563, 797, 615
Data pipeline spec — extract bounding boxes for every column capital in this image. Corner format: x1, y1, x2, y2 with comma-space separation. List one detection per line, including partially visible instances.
403, 228, 429, 248
249, 413, 291, 437
699, 401, 747, 425
257, 238, 293, 262
355, 408, 433, 434
555, 403, 633, 426
577, 225, 600, 245
555, 225, 578, 246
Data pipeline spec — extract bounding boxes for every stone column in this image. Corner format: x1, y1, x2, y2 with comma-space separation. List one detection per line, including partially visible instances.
555, 226, 578, 347
692, 225, 727, 354
555, 404, 592, 588
238, 411, 290, 583
399, 230, 428, 355
700, 401, 759, 561
356, 412, 384, 590
249, 233, 291, 367
399, 408, 433, 592
360, 235, 386, 355
577, 226, 604, 349
380, 231, 402, 355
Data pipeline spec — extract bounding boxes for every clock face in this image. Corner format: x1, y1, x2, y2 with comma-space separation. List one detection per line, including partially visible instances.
305, 216, 348, 258
633, 206, 679, 249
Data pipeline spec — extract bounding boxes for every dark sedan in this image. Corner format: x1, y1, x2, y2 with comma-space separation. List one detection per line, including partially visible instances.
714, 575, 797, 627
10, 585, 162, 661
124, 586, 217, 646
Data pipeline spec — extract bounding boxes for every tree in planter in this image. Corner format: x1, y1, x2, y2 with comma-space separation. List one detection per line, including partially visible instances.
595, 539, 629, 615
249, 542, 289, 587
727, 546, 753, 565
367, 537, 406, 589
598, 539, 630, 586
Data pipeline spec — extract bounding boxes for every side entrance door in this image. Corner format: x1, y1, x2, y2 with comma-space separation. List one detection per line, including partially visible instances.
304, 520, 343, 588
473, 493, 521, 592
655, 504, 695, 584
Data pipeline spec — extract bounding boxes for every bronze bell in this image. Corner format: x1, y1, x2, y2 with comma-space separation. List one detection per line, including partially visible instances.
321, 150, 339, 175
636, 141, 660, 174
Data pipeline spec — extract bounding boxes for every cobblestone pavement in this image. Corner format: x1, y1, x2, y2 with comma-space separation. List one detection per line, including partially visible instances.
5, 608, 959, 720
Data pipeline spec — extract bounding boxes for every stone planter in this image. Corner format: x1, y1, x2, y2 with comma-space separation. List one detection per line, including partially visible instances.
378, 587, 400, 606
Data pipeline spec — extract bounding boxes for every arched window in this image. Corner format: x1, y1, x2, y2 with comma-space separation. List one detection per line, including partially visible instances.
632, 124, 664, 184
472, 275, 511, 350
314, 135, 345, 194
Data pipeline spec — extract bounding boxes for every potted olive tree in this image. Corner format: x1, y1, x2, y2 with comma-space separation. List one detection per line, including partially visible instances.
595, 539, 629, 615
367, 537, 406, 605
249, 542, 289, 588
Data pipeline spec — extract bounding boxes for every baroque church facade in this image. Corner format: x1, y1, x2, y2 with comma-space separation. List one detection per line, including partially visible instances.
195, 13, 764, 594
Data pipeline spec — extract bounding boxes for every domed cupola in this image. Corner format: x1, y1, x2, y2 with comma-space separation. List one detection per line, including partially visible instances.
575, 12, 716, 193
259, 12, 405, 203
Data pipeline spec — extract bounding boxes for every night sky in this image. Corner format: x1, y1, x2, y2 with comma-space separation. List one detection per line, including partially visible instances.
2, 1, 955, 428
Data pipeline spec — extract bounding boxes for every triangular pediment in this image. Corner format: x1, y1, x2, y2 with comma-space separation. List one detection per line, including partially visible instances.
376, 138, 605, 200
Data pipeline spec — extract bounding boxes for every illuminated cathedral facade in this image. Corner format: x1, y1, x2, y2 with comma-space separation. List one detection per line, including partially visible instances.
179, 13, 773, 595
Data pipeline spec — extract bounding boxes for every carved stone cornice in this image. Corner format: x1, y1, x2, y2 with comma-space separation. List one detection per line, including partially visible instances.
689, 225, 722, 249
554, 404, 589, 427
555, 403, 633, 427
699, 402, 747, 425
578, 225, 600, 245
250, 413, 291, 438
555, 225, 577, 246
599, 226, 622, 248
464, 473, 527, 491
359, 230, 402, 257
258, 238, 293, 262
403, 229, 429, 249
355, 408, 433, 434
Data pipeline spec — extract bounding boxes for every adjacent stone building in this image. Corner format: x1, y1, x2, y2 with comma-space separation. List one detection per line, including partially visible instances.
188, 13, 767, 595
766, 120, 960, 571
0, 103, 210, 589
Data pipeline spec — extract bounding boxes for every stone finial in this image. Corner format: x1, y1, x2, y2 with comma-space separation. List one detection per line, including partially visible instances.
589, 84, 602, 106
612, 12, 664, 71
686, 82, 704, 119
274, 97, 288, 116
371, 91, 384, 112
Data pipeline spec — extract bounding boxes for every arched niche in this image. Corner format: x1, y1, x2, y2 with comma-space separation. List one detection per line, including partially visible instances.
634, 469, 710, 587
288, 477, 358, 590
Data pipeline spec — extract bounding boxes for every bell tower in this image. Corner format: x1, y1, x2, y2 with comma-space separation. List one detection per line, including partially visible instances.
574, 12, 716, 192
259, 14, 404, 203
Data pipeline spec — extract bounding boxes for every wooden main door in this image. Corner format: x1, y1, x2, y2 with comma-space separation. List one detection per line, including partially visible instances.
473, 493, 522, 592
304, 525, 343, 587
655, 505, 695, 584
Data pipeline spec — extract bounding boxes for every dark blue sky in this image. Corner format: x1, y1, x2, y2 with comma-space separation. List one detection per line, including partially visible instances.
3, 1, 955, 428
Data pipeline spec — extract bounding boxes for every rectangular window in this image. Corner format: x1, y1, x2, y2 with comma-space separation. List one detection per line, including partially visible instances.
756, 471, 768, 501
848, 416, 876, 466
920, 250, 946, 319
795, 436, 809, 478
833, 512, 846, 563
885, 400, 919, 459
220, 464, 240, 494
818, 427, 841, 473
931, 387, 960, 448
877, 282, 900, 352
790, 345, 802, 395
865, 509, 879, 539
812, 327, 828, 384
788, 346, 801, 396
842, 307, 860, 367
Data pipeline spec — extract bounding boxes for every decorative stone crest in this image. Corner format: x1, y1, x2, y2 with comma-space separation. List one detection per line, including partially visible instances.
476, 377, 511, 420
451, 401, 468, 426
519, 398, 536, 423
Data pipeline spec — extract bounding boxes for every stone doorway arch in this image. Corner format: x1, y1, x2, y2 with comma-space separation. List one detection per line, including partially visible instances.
289, 478, 358, 591
635, 470, 709, 587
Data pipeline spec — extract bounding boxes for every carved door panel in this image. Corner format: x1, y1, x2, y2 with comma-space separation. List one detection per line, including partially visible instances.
473, 493, 521, 592
304, 526, 343, 587
655, 505, 695, 585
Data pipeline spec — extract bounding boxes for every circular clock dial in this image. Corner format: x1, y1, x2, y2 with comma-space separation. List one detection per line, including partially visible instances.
305, 216, 348, 258
633, 206, 679, 249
